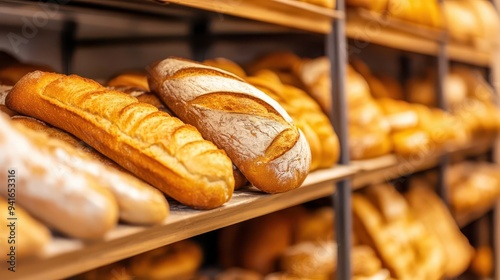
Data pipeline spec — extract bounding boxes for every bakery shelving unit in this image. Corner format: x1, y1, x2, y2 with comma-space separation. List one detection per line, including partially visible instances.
5, 166, 355, 280
1, 0, 500, 279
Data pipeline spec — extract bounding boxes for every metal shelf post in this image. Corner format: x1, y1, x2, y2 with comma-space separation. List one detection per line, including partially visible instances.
328, 0, 351, 279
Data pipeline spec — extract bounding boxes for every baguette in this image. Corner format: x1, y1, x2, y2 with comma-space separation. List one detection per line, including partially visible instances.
107, 71, 149, 91
0, 114, 118, 239
148, 58, 311, 193
6, 71, 234, 209
113, 85, 249, 190
0, 197, 51, 262
11, 116, 169, 225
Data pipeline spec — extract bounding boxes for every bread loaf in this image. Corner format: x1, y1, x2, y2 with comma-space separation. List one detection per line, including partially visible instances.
247, 70, 339, 170
11, 116, 169, 225
298, 0, 335, 9
107, 71, 149, 91
280, 241, 336, 278
204, 58, 247, 78
148, 58, 311, 193
113, 85, 248, 190
215, 268, 263, 280
406, 179, 474, 277
0, 197, 51, 262
129, 240, 203, 280
0, 63, 54, 86
6, 71, 234, 209
0, 114, 119, 239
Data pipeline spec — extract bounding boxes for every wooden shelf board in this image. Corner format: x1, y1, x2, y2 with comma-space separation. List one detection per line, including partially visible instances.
160, 0, 341, 34
345, 10, 439, 56
447, 43, 493, 67
352, 154, 440, 189
8, 165, 354, 280
351, 138, 494, 189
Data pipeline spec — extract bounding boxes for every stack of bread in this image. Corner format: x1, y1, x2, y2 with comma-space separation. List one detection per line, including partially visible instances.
443, 0, 499, 51
248, 52, 394, 160
446, 162, 500, 216
351, 59, 469, 157
407, 66, 500, 139
346, 0, 444, 28
204, 56, 340, 171
353, 182, 473, 279
218, 206, 392, 280
0, 55, 316, 251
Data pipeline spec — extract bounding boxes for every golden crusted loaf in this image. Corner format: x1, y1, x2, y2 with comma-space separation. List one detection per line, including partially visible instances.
0, 114, 119, 239
107, 71, 150, 91
0, 63, 54, 86
297, 0, 336, 9
0, 197, 51, 262
353, 184, 446, 279
6, 71, 234, 209
148, 57, 311, 194
129, 240, 203, 280
204, 58, 248, 78
447, 162, 500, 215
406, 179, 474, 277
346, 0, 388, 13
247, 70, 339, 170
0, 85, 16, 117
109, 81, 250, 190
11, 116, 170, 225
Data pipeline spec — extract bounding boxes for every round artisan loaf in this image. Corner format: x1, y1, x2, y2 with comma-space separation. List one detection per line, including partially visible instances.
148, 57, 311, 193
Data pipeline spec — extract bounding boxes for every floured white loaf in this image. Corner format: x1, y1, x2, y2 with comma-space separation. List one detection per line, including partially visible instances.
148, 57, 312, 193
0, 114, 119, 239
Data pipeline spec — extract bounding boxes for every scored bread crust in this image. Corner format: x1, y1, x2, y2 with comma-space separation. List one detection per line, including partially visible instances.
148, 58, 311, 193
11, 116, 170, 225
6, 71, 234, 209
113, 85, 249, 190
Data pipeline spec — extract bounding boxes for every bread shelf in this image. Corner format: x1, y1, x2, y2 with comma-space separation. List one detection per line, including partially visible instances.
351, 138, 495, 189
6, 165, 354, 280
447, 43, 493, 67
159, 0, 340, 34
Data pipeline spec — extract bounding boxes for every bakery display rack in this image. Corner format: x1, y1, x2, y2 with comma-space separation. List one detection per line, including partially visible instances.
1, 0, 500, 279
2, 165, 354, 280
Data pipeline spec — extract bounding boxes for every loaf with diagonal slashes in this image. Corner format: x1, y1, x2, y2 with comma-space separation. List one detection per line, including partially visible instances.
148, 58, 311, 193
